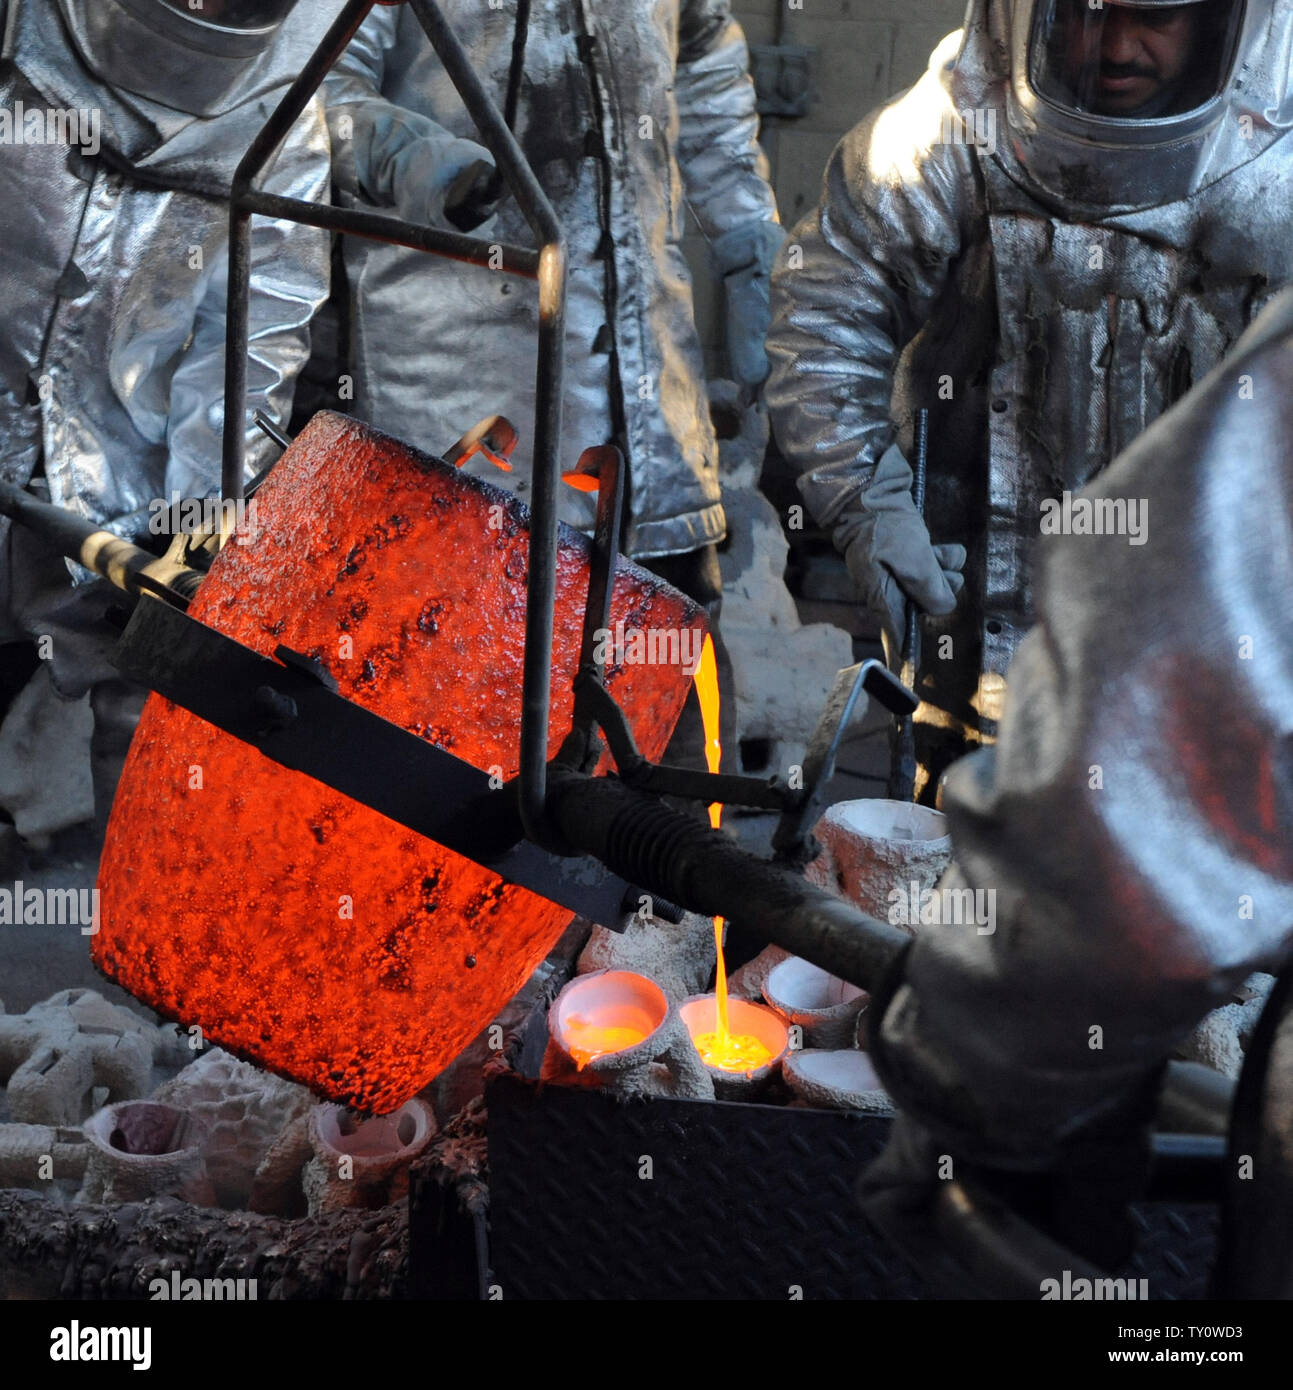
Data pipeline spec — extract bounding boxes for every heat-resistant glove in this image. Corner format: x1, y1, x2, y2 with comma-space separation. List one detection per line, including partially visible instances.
443, 158, 502, 234
860, 928, 1164, 1286
711, 220, 787, 399
327, 99, 499, 234
394, 133, 499, 233
834, 442, 965, 649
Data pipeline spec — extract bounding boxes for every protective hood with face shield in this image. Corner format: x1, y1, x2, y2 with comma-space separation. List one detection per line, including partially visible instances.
4, 0, 339, 181
767, 0, 1293, 804
58, 0, 300, 119
974, 0, 1293, 210
0, 0, 333, 841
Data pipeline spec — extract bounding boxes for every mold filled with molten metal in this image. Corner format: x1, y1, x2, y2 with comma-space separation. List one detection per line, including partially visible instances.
689, 636, 773, 1076
548, 970, 669, 1073
93, 413, 706, 1114
563, 1017, 648, 1069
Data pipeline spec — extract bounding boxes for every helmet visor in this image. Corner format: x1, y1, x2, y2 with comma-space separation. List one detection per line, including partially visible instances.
1028, 0, 1246, 121
154, 0, 298, 30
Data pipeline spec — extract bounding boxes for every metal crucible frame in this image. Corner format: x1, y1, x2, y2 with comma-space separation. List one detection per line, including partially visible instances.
221, 0, 566, 848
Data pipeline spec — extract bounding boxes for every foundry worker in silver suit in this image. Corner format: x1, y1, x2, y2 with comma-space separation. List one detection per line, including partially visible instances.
0, 0, 334, 849
766, 0, 1293, 803
321, 0, 782, 652
861, 287, 1293, 1295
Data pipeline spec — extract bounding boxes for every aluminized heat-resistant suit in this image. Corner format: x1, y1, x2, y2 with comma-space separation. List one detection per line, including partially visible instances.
767, 0, 1293, 799
0, 0, 332, 580
752, 0, 1293, 1268
868, 286, 1293, 1212
0, 0, 334, 834
325, 0, 782, 560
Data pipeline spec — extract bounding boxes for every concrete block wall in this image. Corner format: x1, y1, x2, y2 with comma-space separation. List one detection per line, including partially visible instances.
687, 0, 970, 372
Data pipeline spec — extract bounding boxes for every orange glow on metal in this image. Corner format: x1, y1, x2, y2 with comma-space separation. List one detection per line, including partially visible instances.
691, 636, 772, 1074
560, 471, 601, 494
453, 442, 512, 472
563, 1016, 648, 1069
92, 412, 706, 1114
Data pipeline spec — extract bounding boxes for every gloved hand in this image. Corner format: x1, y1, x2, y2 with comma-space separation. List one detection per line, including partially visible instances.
443, 158, 502, 234
861, 935, 1164, 1287
327, 97, 500, 233
835, 442, 965, 649
711, 220, 787, 401
361, 127, 497, 233
856, 1113, 974, 1293
395, 133, 499, 232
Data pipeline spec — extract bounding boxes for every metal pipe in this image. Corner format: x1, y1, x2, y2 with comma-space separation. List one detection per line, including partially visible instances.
222, 0, 376, 505
545, 762, 910, 992
218, 0, 569, 842
222, 202, 252, 507
252, 409, 293, 453
407, 0, 567, 849
237, 189, 541, 277
407, 0, 562, 247
518, 242, 568, 847
573, 445, 625, 691
0, 481, 194, 608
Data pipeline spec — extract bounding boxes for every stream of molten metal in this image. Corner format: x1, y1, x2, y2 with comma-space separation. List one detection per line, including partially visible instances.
691, 635, 773, 1074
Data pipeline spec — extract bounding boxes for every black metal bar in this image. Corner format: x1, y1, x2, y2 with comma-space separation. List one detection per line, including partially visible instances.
218, 0, 569, 846
406, 0, 561, 246
544, 761, 910, 992
238, 188, 540, 277
222, 204, 252, 506
253, 410, 293, 453
573, 446, 625, 696
406, 0, 567, 851
520, 207, 567, 854
624, 763, 791, 810
775, 660, 917, 862
111, 597, 637, 927
222, 0, 377, 505
570, 674, 640, 770
891, 408, 929, 802
570, 675, 798, 810
0, 480, 192, 610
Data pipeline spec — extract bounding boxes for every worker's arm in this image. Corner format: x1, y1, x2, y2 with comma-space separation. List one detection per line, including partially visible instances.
674, 0, 782, 392
323, 5, 494, 229
764, 34, 974, 639
674, 0, 778, 240
163, 103, 332, 509
869, 290, 1293, 1168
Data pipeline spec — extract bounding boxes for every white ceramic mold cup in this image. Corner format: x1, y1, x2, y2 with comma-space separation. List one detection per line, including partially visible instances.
304, 1096, 436, 1214
677, 994, 789, 1100
80, 1100, 214, 1205
782, 1049, 894, 1114
763, 955, 869, 1050
805, 798, 952, 930
542, 969, 714, 1099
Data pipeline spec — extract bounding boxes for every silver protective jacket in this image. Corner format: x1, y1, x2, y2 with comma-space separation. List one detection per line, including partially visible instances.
0, 0, 332, 556
766, 0, 1293, 781
869, 287, 1293, 1166
325, 0, 779, 558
